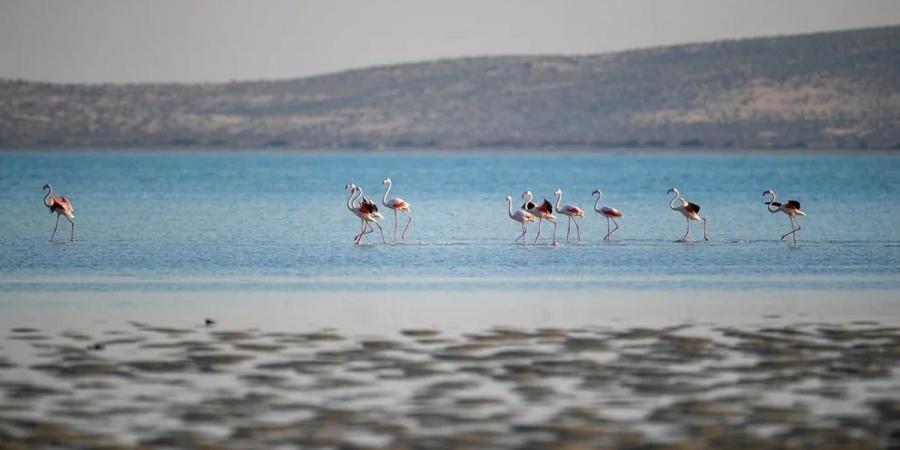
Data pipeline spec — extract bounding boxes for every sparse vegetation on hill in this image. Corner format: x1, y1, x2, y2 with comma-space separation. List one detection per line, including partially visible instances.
2, 25, 898, 150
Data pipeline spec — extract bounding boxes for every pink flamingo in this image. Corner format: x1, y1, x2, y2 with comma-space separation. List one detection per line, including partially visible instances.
522, 191, 557, 245
382, 178, 412, 241
553, 189, 585, 242
43, 184, 75, 241
592, 189, 623, 240
507, 196, 537, 243
345, 184, 385, 245
667, 187, 708, 242
763, 189, 805, 245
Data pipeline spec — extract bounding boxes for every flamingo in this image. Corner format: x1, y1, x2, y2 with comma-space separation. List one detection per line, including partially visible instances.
521, 191, 557, 245
553, 189, 585, 242
592, 189, 624, 240
507, 196, 537, 243
763, 189, 805, 245
43, 184, 75, 241
382, 178, 412, 241
345, 184, 386, 245
667, 187, 708, 242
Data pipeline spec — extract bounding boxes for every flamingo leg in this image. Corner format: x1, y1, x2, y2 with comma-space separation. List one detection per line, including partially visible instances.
566, 216, 571, 241
68, 218, 75, 242
574, 217, 581, 242
374, 221, 386, 244
681, 217, 691, 242
49, 214, 60, 241
782, 216, 800, 245
392, 209, 399, 241
549, 217, 558, 246
515, 222, 527, 243
605, 216, 610, 241
533, 218, 543, 245
610, 218, 620, 238
401, 210, 412, 240
702, 218, 708, 242
354, 219, 366, 244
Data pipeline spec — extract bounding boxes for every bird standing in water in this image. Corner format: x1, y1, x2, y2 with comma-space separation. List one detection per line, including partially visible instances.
763, 189, 805, 245
346, 184, 386, 245
667, 187, 707, 242
553, 189, 585, 242
592, 189, 624, 241
381, 178, 412, 241
507, 196, 537, 243
43, 184, 75, 241
522, 190, 557, 245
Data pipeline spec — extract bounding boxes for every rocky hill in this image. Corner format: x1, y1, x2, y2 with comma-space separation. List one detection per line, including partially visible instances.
2, 25, 899, 150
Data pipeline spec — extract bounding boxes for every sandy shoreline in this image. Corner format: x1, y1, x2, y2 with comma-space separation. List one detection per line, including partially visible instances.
1, 289, 899, 449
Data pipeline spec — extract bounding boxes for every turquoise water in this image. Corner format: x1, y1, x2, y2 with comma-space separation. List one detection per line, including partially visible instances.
1, 150, 899, 291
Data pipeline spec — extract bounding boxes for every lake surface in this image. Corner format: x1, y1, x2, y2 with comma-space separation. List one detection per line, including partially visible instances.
1, 150, 899, 292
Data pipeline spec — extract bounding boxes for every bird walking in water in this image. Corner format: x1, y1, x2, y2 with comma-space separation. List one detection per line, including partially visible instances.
554, 189, 585, 242
592, 189, 623, 241
522, 191, 557, 245
667, 188, 708, 242
43, 184, 75, 241
345, 184, 386, 245
763, 189, 805, 246
382, 178, 412, 241
507, 196, 537, 243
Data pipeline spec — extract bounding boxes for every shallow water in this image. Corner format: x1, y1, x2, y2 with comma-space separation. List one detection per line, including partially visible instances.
1, 150, 899, 291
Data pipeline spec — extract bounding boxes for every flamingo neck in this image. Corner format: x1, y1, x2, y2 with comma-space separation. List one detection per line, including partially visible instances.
593, 191, 602, 212
765, 191, 779, 213
507, 198, 515, 219
669, 190, 681, 211
382, 181, 391, 206
347, 187, 359, 210
554, 192, 562, 211
43, 186, 53, 207
524, 192, 533, 207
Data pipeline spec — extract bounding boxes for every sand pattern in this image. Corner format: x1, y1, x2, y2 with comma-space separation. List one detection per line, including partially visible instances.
1, 321, 900, 449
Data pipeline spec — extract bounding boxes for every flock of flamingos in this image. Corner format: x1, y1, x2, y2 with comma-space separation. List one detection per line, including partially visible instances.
342, 179, 806, 246
41, 181, 806, 246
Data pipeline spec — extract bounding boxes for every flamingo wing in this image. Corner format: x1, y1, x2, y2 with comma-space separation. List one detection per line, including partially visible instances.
389, 198, 409, 209
786, 200, 801, 210
539, 199, 553, 214
687, 202, 701, 214
564, 205, 584, 216
49, 196, 74, 214
600, 206, 622, 218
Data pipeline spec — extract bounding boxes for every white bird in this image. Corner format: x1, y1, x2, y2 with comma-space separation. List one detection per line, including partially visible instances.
667, 187, 708, 242
521, 190, 557, 245
763, 189, 805, 246
382, 178, 412, 241
43, 184, 75, 241
345, 183, 385, 245
553, 189, 585, 242
592, 189, 624, 241
507, 196, 537, 243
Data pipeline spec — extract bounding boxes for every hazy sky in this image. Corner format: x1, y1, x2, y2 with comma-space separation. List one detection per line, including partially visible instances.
2, 0, 899, 84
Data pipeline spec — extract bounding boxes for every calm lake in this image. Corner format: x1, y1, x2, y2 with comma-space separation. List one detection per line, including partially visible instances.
1, 150, 899, 292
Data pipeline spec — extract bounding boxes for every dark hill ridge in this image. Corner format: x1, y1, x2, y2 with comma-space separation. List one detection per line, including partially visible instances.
2, 25, 899, 150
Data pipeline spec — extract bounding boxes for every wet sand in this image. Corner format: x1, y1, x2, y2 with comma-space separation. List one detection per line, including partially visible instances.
1, 289, 899, 449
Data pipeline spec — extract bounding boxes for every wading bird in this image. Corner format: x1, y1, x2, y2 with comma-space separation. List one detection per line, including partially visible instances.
382, 178, 412, 241
667, 187, 708, 242
554, 189, 585, 242
346, 184, 386, 245
763, 189, 805, 245
43, 184, 75, 241
522, 191, 557, 245
592, 189, 623, 240
507, 196, 537, 243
